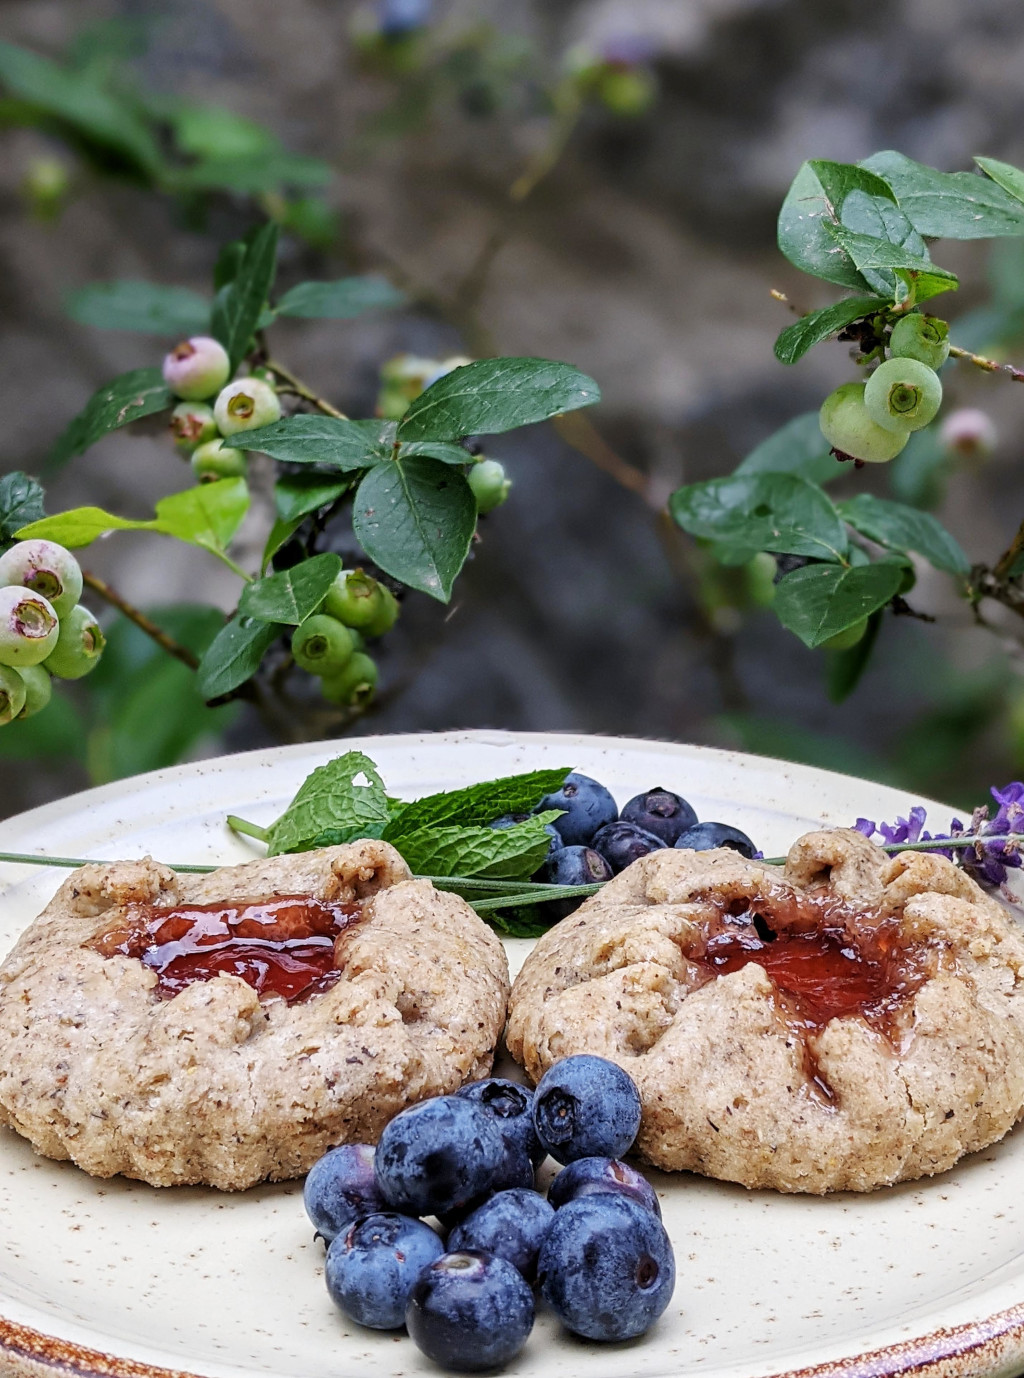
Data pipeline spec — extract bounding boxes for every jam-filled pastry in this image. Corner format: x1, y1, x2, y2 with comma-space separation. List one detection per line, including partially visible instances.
0, 841, 509, 1190
507, 829, 1024, 1193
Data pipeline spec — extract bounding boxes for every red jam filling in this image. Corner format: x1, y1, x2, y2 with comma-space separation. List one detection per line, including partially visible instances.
86, 895, 362, 1003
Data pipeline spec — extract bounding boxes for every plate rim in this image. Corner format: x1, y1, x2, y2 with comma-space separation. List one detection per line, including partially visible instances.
0, 729, 1011, 1378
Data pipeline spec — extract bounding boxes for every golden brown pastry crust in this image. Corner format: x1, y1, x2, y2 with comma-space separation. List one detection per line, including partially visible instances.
506, 829, 1024, 1193
0, 841, 509, 1190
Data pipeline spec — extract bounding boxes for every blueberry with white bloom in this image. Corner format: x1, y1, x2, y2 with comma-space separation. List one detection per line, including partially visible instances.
303, 1143, 386, 1242
325, 1211, 443, 1329
533, 1055, 642, 1164
406, 1251, 534, 1371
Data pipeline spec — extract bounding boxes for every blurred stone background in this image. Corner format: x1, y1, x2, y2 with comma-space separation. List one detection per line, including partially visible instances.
3, 0, 1024, 818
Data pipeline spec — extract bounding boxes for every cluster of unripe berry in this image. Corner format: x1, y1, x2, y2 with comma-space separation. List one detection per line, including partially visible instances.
163, 337, 281, 482
0, 540, 103, 726
819, 313, 949, 464
291, 569, 399, 708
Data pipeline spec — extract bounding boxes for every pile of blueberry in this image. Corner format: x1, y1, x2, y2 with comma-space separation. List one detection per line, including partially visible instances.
304, 1054, 675, 1372
503, 774, 758, 903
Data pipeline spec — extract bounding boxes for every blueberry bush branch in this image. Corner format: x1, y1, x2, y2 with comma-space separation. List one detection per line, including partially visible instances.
81, 571, 199, 671
669, 151, 1024, 700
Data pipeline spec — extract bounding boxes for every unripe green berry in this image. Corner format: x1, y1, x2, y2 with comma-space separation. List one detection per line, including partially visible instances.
0, 586, 60, 667
888, 315, 950, 370
44, 605, 105, 679
163, 336, 231, 401
320, 652, 378, 708
322, 569, 388, 630
170, 401, 218, 455
191, 438, 247, 483
598, 66, 657, 116
864, 358, 942, 433
468, 458, 511, 514
214, 378, 282, 436
363, 584, 399, 638
291, 614, 355, 675
16, 663, 52, 718
822, 618, 869, 651
818, 383, 909, 464
0, 665, 26, 725
0, 539, 82, 618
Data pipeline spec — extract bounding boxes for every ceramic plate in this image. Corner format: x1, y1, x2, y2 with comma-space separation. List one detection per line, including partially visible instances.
2, 730, 1024, 1378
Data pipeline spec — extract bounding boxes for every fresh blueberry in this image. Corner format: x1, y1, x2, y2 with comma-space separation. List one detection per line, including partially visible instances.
591, 820, 666, 873
303, 1143, 387, 1242
620, 787, 698, 845
456, 1078, 545, 1168
377, 0, 432, 38
533, 1055, 642, 1164
448, 1189, 554, 1284
436, 1140, 535, 1231
324, 1212, 444, 1329
537, 1194, 675, 1341
548, 1156, 661, 1217
535, 772, 618, 846
535, 846, 612, 920
406, 1251, 534, 1372
674, 821, 757, 859
374, 1096, 508, 1217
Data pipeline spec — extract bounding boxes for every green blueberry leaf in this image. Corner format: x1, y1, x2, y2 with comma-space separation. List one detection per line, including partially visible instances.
196, 616, 281, 702
777, 162, 880, 290
735, 413, 845, 486
170, 103, 278, 159
0, 41, 165, 179
974, 157, 1024, 210
49, 367, 173, 468
826, 610, 883, 705
669, 473, 849, 563
274, 276, 406, 319
66, 282, 211, 336
774, 562, 904, 648
261, 475, 352, 571
396, 441, 474, 465
862, 151, 1024, 239
837, 494, 970, 577
238, 552, 342, 625
151, 479, 250, 552
773, 294, 888, 365
210, 221, 280, 372
827, 227, 958, 304
222, 416, 395, 468
0, 472, 45, 549
382, 768, 572, 839
17, 478, 249, 553
397, 358, 600, 442
263, 751, 391, 855
178, 152, 330, 195
391, 814, 563, 880
353, 457, 476, 601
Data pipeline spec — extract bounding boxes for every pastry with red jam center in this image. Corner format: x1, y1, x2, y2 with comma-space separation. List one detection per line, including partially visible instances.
0, 841, 509, 1190
506, 829, 1024, 1193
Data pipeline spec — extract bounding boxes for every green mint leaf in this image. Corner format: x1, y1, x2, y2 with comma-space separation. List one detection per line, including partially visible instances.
826, 610, 882, 704
774, 562, 904, 648
735, 413, 844, 486
974, 157, 1024, 210
382, 768, 572, 839
49, 367, 173, 468
397, 358, 600, 442
221, 416, 395, 469
196, 616, 280, 701
238, 552, 341, 625
353, 457, 476, 602
391, 814, 562, 880
837, 493, 970, 577
66, 282, 211, 336
862, 151, 1024, 239
152, 478, 250, 552
773, 295, 888, 365
210, 221, 279, 372
669, 473, 849, 563
274, 276, 406, 319
264, 751, 390, 856
484, 907, 556, 938
0, 472, 45, 550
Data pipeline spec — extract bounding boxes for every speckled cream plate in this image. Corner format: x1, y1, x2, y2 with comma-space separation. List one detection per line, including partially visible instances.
2, 730, 1024, 1378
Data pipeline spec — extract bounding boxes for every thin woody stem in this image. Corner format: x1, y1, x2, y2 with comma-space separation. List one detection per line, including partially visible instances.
265, 359, 348, 419
949, 344, 1024, 384
82, 571, 199, 670
994, 520, 1024, 582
